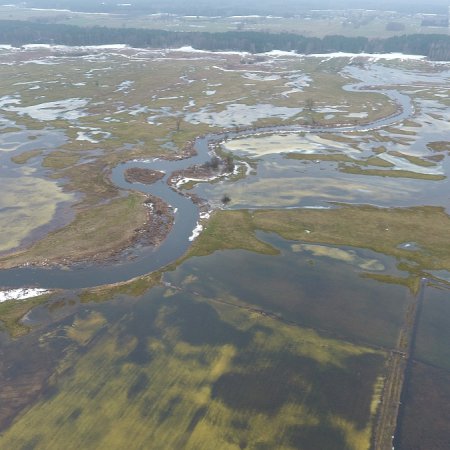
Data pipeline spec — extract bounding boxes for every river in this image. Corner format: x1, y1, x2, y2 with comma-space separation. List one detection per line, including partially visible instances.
0, 86, 414, 290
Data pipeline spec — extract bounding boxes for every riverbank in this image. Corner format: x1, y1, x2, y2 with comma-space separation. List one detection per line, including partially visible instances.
0, 193, 173, 270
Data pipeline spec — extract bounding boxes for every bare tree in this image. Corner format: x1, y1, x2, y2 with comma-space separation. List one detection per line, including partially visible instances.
304, 97, 315, 112
175, 116, 182, 132
224, 155, 234, 173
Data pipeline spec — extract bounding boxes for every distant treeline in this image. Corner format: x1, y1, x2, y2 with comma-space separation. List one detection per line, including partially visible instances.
1, 20, 450, 60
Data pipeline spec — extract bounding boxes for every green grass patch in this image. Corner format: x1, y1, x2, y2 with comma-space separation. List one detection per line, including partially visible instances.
365, 156, 395, 167
251, 205, 450, 272
0, 293, 53, 338
79, 272, 162, 304
426, 154, 445, 162
401, 119, 422, 128
360, 273, 421, 295
183, 206, 450, 273
183, 210, 279, 261
42, 151, 81, 169
427, 141, 450, 152
388, 151, 437, 168
383, 126, 417, 136
286, 153, 355, 163
339, 165, 445, 180
11, 149, 42, 164
0, 193, 148, 268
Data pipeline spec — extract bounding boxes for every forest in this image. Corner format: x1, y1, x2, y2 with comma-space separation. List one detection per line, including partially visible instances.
1, 20, 450, 60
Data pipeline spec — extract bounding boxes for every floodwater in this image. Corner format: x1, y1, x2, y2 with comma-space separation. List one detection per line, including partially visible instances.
1, 63, 443, 289
0, 49, 449, 449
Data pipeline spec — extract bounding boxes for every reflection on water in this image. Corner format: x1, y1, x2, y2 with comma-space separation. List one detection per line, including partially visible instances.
196, 166, 438, 209
415, 283, 450, 370
196, 123, 450, 210
0, 53, 449, 448
0, 234, 396, 449
394, 282, 450, 450
165, 232, 409, 348
0, 129, 76, 254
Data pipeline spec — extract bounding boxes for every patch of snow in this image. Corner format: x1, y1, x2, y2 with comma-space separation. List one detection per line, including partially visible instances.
4, 98, 89, 121
243, 72, 281, 81
0, 288, 50, 303
347, 112, 368, 119
76, 132, 99, 143
170, 46, 249, 57
307, 52, 427, 61
189, 221, 203, 241
22, 44, 128, 51
0, 95, 21, 108
263, 50, 299, 57
241, 161, 253, 176
185, 103, 302, 128
115, 80, 134, 93
129, 105, 149, 115
175, 173, 222, 189
23, 59, 60, 66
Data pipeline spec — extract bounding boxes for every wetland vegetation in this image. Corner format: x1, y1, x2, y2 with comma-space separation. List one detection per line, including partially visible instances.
0, 32, 449, 450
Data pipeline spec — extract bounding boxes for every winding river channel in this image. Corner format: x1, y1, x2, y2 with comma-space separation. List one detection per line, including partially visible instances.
0, 86, 414, 290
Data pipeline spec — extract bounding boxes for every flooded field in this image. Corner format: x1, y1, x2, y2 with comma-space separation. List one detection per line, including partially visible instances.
0, 45, 449, 449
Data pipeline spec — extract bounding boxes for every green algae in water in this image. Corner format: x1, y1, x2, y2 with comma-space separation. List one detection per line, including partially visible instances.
0, 258, 386, 450
168, 233, 409, 348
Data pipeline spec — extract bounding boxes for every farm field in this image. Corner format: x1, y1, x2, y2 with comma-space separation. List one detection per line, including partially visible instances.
0, 5, 448, 38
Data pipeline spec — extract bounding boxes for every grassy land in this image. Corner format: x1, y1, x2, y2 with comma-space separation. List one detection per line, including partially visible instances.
427, 141, 450, 152
185, 205, 450, 273
0, 6, 441, 39
0, 49, 398, 263
361, 273, 421, 295
253, 206, 450, 271
79, 272, 163, 304
286, 153, 396, 167
0, 293, 53, 338
182, 210, 279, 261
286, 153, 356, 163
10, 149, 42, 164
0, 193, 148, 268
388, 151, 438, 168
339, 165, 446, 180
